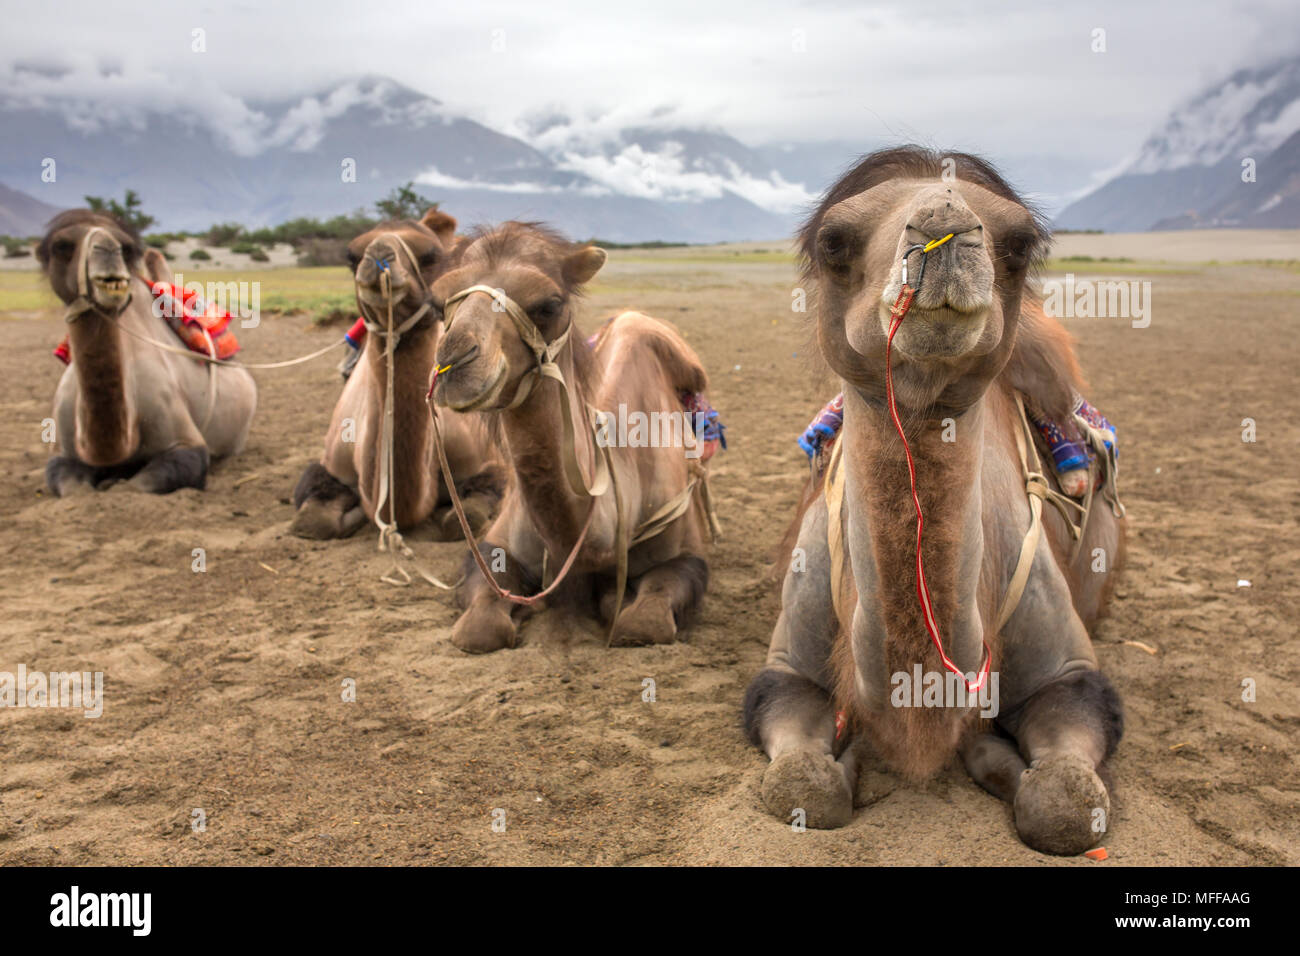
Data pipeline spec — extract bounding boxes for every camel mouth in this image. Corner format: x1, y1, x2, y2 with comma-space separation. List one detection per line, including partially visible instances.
883, 302, 991, 359
357, 283, 408, 312
90, 275, 132, 309
91, 276, 131, 295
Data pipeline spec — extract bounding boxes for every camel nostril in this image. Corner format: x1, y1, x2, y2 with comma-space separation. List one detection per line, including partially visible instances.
437, 343, 479, 374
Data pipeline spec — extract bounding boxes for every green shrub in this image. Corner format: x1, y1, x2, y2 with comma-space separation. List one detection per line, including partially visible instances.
189, 248, 212, 261
206, 222, 246, 246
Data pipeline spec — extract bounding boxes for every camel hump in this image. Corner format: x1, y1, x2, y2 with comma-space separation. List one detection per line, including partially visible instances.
1002, 298, 1086, 421
141, 247, 174, 286
601, 310, 709, 395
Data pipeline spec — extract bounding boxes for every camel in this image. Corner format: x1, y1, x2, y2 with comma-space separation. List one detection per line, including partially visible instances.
429, 222, 717, 653
39, 211, 257, 495
743, 147, 1127, 855
291, 209, 503, 542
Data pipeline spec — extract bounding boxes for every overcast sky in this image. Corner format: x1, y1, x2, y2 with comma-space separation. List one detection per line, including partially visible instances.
2, 0, 1297, 175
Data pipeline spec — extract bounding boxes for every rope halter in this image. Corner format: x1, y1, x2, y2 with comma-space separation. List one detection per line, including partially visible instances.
64, 225, 133, 323
357, 231, 434, 347
441, 285, 574, 411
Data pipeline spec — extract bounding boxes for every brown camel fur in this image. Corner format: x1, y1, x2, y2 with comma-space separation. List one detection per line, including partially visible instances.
744, 147, 1126, 855
430, 222, 713, 653
291, 209, 503, 540
39, 211, 256, 495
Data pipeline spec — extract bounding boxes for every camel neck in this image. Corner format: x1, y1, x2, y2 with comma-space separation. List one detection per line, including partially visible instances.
841, 387, 988, 681
67, 308, 137, 465
500, 346, 599, 555
363, 322, 438, 526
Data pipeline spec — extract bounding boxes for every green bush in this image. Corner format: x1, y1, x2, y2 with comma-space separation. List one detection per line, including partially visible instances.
249, 248, 270, 262
189, 248, 212, 261
296, 238, 349, 267
206, 222, 246, 246
2, 236, 30, 258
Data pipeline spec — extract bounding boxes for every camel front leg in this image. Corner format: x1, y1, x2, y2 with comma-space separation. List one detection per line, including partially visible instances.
121, 444, 210, 494
434, 465, 507, 540
999, 668, 1123, 856
744, 657, 857, 830
744, 502, 855, 829
45, 456, 99, 497
451, 540, 534, 654
291, 462, 365, 539
603, 553, 708, 646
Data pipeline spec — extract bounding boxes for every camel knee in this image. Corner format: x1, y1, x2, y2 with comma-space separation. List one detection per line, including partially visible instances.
743, 668, 837, 757
45, 456, 98, 497
609, 554, 708, 646
998, 670, 1123, 855
290, 464, 361, 539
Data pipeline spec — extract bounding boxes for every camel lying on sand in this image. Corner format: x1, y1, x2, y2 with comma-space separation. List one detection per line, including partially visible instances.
39, 210, 256, 495
291, 209, 502, 542
744, 147, 1126, 855
429, 222, 720, 653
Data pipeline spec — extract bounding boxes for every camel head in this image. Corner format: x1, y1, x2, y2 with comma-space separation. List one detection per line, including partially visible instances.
37, 210, 143, 316
802, 147, 1049, 414
430, 222, 606, 412
347, 207, 458, 334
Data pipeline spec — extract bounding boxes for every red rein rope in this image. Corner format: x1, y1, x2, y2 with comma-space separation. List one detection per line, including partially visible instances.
884, 286, 991, 695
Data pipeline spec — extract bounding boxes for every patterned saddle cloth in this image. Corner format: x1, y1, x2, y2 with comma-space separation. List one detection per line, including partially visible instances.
798, 392, 1116, 488
54, 280, 241, 365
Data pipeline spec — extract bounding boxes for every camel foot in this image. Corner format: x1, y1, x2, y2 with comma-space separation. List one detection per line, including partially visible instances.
1013, 754, 1109, 855
609, 587, 678, 646
760, 751, 854, 829
451, 604, 517, 654
291, 498, 364, 540
434, 496, 494, 541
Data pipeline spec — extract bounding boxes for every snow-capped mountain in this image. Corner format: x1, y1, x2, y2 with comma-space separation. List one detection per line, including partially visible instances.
1057, 57, 1300, 231
0, 74, 825, 241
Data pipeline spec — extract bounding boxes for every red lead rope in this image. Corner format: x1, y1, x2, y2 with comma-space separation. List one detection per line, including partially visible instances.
884, 285, 992, 695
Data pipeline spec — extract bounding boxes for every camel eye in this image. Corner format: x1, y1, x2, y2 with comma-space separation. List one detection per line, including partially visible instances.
346, 250, 362, 270
531, 296, 564, 322
417, 250, 438, 269
1000, 232, 1035, 271
818, 226, 856, 275
53, 239, 75, 258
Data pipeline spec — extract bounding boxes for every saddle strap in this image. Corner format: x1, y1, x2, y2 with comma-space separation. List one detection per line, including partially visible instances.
821, 394, 1092, 638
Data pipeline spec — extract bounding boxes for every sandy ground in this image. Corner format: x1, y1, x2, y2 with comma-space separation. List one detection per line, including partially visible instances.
0, 234, 1297, 866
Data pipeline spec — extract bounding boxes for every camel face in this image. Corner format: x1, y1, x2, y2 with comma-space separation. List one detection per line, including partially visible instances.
37, 214, 141, 314
347, 219, 450, 323
431, 224, 605, 412
809, 169, 1045, 409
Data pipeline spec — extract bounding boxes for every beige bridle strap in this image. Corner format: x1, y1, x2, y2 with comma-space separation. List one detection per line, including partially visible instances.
433, 287, 715, 642
823, 437, 848, 622
443, 285, 608, 499
64, 226, 131, 322
995, 393, 1091, 631
361, 240, 455, 590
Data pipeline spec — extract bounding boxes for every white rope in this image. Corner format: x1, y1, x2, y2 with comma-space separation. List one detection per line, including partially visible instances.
364, 238, 458, 590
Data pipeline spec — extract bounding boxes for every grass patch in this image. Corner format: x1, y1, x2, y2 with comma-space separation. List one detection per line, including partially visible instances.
0, 266, 356, 322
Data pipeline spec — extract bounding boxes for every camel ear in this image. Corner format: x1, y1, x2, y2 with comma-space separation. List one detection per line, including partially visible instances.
563, 245, 607, 286
420, 208, 457, 245
142, 247, 174, 285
